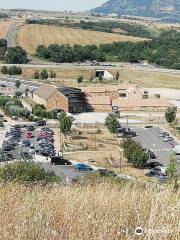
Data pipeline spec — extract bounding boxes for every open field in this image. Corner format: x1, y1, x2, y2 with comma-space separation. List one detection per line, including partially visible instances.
16, 24, 146, 54
0, 183, 179, 239
0, 20, 13, 39
21, 65, 180, 89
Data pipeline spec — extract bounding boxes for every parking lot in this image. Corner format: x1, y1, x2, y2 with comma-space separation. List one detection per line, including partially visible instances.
0, 122, 96, 181
133, 126, 180, 172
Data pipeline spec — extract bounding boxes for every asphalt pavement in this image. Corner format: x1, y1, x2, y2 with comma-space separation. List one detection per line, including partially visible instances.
132, 127, 180, 172
6, 23, 17, 48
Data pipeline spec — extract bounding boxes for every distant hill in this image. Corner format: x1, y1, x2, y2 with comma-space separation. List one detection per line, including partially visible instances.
93, 0, 180, 22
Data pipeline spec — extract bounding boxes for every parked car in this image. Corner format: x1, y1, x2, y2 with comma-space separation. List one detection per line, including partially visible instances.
29, 149, 36, 154
27, 125, 35, 131
173, 145, 180, 155
162, 136, 174, 142
51, 156, 72, 165
27, 132, 33, 138
35, 120, 46, 126
74, 163, 93, 171
21, 152, 32, 160
159, 132, 169, 138
2, 145, 12, 152
144, 149, 157, 159
145, 161, 163, 168
148, 166, 167, 176
21, 140, 31, 147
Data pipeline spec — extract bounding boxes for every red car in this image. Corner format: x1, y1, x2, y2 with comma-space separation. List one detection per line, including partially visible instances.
26, 132, 33, 138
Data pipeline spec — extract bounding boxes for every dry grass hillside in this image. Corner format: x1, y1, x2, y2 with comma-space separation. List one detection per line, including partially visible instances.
22, 66, 180, 89
0, 181, 179, 240
16, 24, 145, 54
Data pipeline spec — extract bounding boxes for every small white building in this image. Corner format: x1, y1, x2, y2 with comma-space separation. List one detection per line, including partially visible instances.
95, 70, 114, 81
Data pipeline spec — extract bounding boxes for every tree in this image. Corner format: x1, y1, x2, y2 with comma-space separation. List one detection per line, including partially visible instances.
167, 153, 177, 185
15, 91, 23, 98
33, 70, 40, 79
116, 71, 120, 81
122, 138, 148, 169
15, 80, 21, 89
77, 75, 83, 84
5, 46, 28, 64
40, 69, 48, 80
49, 70, 56, 80
0, 162, 61, 184
165, 107, 176, 125
105, 114, 119, 134
8, 66, 22, 76
59, 114, 72, 137
1, 66, 8, 75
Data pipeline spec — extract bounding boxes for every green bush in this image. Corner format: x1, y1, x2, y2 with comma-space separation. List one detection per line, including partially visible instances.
0, 162, 61, 184
122, 138, 148, 169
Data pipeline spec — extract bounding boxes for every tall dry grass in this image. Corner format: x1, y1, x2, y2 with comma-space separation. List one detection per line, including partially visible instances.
0, 182, 179, 240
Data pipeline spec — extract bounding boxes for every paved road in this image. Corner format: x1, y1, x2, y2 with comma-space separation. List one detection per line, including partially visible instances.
73, 112, 180, 126
133, 127, 180, 172
6, 23, 17, 48
40, 162, 88, 181
0, 62, 179, 76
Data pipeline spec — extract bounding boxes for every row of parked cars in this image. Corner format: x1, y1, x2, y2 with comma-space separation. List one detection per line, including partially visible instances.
20, 124, 56, 159
2, 124, 22, 153
159, 131, 174, 143
117, 127, 136, 138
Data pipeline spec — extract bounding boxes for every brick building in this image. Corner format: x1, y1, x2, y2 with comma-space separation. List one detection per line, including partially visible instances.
33, 84, 87, 113
81, 84, 172, 112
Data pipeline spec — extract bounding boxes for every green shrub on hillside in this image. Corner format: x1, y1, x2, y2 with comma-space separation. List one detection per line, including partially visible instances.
0, 162, 61, 184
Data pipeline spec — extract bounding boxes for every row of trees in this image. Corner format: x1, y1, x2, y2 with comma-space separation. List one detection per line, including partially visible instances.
35, 30, 180, 69
36, 44, 105, 63
32, 104, 61, 119
99, 30, 180, 69
33, 69, 56, 80
1, 66, 22, 76
0, 96, 31, 119
26, 19, 153, 38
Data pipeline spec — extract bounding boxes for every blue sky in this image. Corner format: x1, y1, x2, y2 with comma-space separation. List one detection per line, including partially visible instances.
0, 0, 106, 11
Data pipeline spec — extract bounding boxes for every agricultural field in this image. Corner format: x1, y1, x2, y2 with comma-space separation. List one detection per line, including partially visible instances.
16, 24, 146, 54
0, 20, 12, 39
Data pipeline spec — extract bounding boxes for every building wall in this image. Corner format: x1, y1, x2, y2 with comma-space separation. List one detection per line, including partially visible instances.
88, 104, 112, 112
33, 94, 47, 107
46, 91, 69, 112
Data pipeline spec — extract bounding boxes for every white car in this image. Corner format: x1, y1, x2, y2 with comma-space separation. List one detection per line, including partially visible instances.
173, 145, 180, 155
